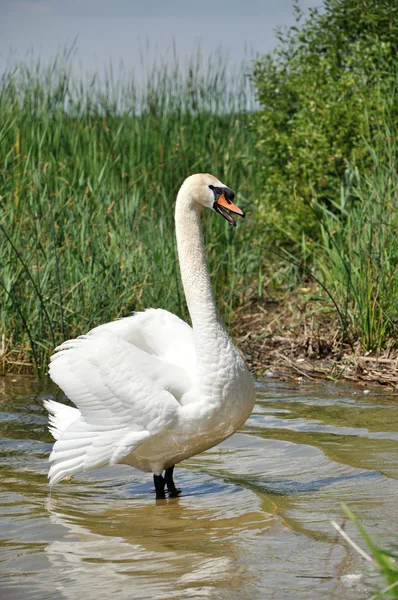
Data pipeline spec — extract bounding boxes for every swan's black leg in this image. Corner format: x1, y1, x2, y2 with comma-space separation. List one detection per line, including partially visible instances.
153, 474, 166, 498
164, 466, 181, 497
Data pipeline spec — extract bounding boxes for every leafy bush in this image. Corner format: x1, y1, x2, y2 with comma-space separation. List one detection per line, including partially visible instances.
251, 0, 398, 246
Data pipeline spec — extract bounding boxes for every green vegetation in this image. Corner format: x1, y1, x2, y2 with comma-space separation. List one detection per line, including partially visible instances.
251, 0, 398, 243
1, 0, 398, 372
251, 0, 398, 351
336, 505, 398, 599
312, 128, 398, 351
0, 53, 263, 372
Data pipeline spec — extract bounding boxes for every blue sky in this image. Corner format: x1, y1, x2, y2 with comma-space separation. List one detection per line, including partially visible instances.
1, 0, 322, 76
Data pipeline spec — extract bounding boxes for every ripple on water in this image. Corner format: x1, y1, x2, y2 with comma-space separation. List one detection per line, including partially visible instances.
0, 377, 397, 599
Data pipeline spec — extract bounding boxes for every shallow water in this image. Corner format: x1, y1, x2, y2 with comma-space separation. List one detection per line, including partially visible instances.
0, 376, 397, 599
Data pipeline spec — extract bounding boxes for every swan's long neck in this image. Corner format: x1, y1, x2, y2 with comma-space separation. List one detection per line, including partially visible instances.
175, 192, 221, 333
174, 185, 252, 409
175, 191, 232, 395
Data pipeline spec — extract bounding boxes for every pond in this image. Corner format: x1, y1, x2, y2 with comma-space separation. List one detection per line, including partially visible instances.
1, 376, 397, 599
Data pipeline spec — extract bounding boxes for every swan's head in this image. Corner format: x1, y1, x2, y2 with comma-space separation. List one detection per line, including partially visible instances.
179, 173, 245, 227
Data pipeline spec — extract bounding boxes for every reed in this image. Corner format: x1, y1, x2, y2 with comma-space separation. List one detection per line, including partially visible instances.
311, 120, 398, 351
2, 50, 396, 372
0, 52, 261, 372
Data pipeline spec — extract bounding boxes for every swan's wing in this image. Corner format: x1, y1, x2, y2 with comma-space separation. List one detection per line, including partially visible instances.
50, 331, 191, 424
90, 308, 195, 376
47, 332, 187, 485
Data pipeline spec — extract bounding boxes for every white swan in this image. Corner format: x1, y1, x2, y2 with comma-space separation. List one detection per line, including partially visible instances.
44, 173, 255, 497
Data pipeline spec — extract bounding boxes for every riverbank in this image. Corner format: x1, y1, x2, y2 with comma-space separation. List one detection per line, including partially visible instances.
3, 295, 398, 389
233, 289, 398, 390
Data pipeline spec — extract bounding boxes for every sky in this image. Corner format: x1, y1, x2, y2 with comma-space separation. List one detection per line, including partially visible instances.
0, 0, 322, 78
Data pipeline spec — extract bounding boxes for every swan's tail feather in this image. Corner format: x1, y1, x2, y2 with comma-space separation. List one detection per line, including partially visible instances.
43, 399, 80, 440
46, 416, 150, 487
49, 458, 86, 487
44, 399, 93, 486
47, 426, 109, 487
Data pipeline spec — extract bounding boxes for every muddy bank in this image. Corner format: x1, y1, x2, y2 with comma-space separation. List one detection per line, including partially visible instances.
233, 293, 398, 390
2, 289, 398, 389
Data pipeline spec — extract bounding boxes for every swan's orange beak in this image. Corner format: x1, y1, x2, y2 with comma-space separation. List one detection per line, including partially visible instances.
214, 194, 245, 227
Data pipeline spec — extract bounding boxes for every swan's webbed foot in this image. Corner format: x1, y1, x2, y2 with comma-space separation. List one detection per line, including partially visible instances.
153, 467, 181, 499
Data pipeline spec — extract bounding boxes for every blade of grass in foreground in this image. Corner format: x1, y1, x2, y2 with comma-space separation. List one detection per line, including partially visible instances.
332, 504, 398, 599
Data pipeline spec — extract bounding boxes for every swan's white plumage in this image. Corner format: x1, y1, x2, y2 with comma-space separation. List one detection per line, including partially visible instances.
45, 173, 255, 488
47, 322, 192, 485
43, 399, 80, 440
89, 308, 196, 376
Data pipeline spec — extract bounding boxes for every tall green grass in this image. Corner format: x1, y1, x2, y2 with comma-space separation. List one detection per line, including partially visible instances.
0, 52, 262, 373
311, 125, 398, 351
2, 50, 397, 372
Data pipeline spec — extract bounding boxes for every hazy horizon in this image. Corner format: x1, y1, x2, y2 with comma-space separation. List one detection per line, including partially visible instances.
1, 0, 322, 79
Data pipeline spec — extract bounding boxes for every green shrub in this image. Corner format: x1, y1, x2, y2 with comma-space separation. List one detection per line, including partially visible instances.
251, 0, 398, 246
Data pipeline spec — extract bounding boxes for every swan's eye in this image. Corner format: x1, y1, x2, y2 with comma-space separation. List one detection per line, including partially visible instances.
209, 185, 235, 204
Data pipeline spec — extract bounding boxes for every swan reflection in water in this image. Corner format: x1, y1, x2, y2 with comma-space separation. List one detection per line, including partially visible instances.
44, 474, 273, 600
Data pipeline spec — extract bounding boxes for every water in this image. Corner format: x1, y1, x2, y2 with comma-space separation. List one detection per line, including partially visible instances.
1, 376, 397, 599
